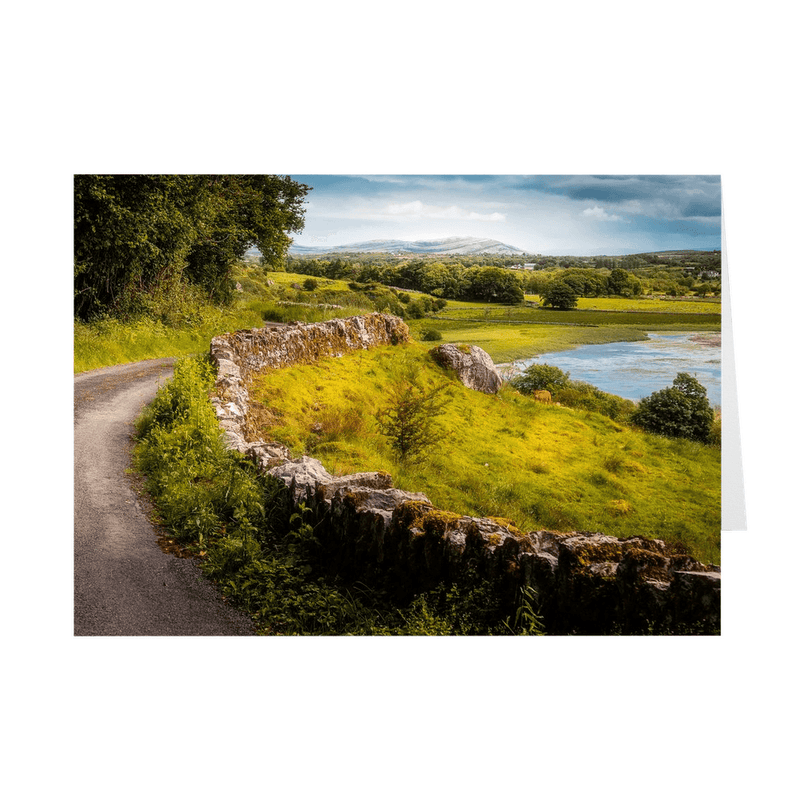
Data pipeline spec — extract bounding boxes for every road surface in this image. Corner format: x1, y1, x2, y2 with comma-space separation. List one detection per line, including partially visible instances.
74, 358, 254, 635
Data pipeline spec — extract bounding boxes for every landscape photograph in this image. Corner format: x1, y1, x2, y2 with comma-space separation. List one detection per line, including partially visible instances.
20, 4, 790, 795
74, 174, 723, 636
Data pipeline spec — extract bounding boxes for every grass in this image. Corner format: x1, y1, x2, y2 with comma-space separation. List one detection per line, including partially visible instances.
570, 296, 721, 313
248, 342, 721, 565
73, 309, 261, 373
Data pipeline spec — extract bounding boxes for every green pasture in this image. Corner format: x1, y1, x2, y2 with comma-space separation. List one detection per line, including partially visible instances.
74, 266, 722, 373
249, 343, 721, 565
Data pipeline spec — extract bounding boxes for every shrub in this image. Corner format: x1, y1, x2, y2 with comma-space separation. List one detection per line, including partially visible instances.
511, 363, 635, 421
556, 381, 635, 422
404, 299, 427, 319
134, 356, 269, 544
631, 372, 714, 443
420, 328, 443, 342
376, 375, 449, 464
511, 363, 571, 394
302, 277, 319, 291
708, 412, 722, 448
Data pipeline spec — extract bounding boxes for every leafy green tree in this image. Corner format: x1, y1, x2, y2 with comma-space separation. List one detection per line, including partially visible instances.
74, 175, 198, 319
465, 267, 524, 304
631, 373, 714, 442
607, 268, 642, 297
74, 174, 310, 320
540, 279, 578, 309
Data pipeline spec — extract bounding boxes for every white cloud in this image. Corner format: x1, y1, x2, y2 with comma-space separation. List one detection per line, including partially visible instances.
582, 205, 626, 222
382, 200, 505, 222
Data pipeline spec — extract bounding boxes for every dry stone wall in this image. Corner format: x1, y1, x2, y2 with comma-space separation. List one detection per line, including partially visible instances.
209, 314, 410, 457
209, 313, 721, 634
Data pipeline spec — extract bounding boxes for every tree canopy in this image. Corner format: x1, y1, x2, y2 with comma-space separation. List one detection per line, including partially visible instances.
540, 279, 578, 310
74, 174, 310, 320
631, 372, 714, 442
465, 267, 524, 304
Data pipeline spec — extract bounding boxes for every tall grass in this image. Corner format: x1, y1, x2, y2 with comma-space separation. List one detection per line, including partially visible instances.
74, 312, 260, 373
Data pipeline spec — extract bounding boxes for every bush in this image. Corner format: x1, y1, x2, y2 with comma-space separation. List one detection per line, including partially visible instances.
404, 299, 427, 319
631, 373, 714, 442
420, 328, 443, 341
302, 277, 319, 291
555, 381, 635, 422
134, 356, 269, 544
511, 363, 571, 394
376, 374, 449, 464
511, 363, 634, 421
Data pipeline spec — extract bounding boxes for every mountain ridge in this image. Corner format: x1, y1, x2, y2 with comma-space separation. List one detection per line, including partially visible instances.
289, 236, 528, 256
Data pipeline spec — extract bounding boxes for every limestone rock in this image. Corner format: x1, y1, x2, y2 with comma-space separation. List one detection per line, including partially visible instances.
430, 343, 502, 394
268, 455, 334, 504
245, 441, 291, 471
268, 455, 406, 509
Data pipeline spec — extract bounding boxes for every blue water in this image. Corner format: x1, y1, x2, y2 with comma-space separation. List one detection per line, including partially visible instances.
512, 333, 721, 407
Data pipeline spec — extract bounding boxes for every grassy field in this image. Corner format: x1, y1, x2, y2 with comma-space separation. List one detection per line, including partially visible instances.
571, 296, 721, 313
248, 342, 721, 565
74, 266, 722, 372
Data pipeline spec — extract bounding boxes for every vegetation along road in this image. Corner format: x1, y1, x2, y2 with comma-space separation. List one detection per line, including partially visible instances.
74, 358, 254, 635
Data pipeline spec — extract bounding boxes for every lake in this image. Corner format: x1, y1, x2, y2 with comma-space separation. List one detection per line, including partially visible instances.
511, 332, 721, 407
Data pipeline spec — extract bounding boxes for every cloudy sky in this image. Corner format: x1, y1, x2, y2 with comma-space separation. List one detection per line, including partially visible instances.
289, 175, 721, 256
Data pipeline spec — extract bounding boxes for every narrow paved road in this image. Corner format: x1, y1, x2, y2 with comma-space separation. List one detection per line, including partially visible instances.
74, 358, 254, 635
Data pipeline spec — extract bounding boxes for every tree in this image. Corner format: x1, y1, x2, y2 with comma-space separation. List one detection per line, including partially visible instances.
465, 267, 524, 304
631, 373, 714, 442
74, 174, 310, 320
607, 267, 642, 297
540, 279, 578, 310
74, 175, 198, 319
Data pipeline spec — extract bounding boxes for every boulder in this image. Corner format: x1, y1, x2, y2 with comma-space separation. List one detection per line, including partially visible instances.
268, 455, 405, 508
430, 344, 503, 394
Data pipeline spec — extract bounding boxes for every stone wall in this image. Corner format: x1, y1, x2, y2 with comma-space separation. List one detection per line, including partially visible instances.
209, 313, 721, 635
209, 313, 410, 456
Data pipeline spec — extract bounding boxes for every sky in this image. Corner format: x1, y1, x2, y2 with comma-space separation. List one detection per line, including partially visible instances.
289, 175, 721, 256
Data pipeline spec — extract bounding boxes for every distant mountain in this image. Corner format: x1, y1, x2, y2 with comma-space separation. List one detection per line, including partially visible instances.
289, 236, 528, 256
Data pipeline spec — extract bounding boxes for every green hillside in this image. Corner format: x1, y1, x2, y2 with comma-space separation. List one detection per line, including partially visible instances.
248, 342, 721, 565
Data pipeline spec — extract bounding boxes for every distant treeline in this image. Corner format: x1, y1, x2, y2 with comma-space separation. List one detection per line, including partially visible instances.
283, 250, 721, 306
